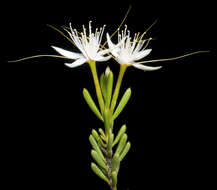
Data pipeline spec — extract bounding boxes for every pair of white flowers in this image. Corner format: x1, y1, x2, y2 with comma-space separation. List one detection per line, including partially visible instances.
52, 21, 162, 71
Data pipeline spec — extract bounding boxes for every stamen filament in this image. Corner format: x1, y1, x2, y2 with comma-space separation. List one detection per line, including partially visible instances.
137, 51, 210, 64
102, 5, 132, 48
8, 54, 72, 63
47, 24, 75, 46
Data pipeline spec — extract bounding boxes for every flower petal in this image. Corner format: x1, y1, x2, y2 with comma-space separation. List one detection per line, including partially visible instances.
65, 58, 87, 68
106, 33, 116, 49
106, 33, 120, 57
134, 49, 152, 61
132, 63, 162, 71
52, 46, 83, 59
97, 49, 111, 56
95, 55, 112, 62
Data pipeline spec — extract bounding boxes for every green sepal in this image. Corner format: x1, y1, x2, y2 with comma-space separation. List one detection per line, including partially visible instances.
115, 133, 128, 155
111, 171, 118, 187
119, 142, 131, 161
91, 150, 108, 171
107, 132, 114, 158
113, 124, 127, 147
89, 135, 106, 163
112, 153, 120, 173
83, 88, 103, 121
113, 88, 131, 120
92, 129, 106, 148
91, 162, 110, 184
105, 67, 113, 108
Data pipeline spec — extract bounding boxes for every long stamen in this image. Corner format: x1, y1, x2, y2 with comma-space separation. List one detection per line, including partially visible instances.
8, 54, 74, 63
145, 19, 158, 34
102, 5, 132, 48
141, 37, 152, 50
139, 19, 158, 38
47, 24, 75, 46
136, 51, 210, 64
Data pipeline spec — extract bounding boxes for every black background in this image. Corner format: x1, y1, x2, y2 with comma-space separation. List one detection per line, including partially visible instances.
2, 0, 215, 189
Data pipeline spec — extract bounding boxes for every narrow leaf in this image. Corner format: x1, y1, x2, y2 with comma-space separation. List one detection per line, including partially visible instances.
115, 134, 127, 155
100, 73, 107, 102
111, 171, 118, 187
91, 162, 110, 184
113, 124, 127, 147
99, 128, 106, 139
119, 142, 131, 161
107, 132, 114, 157
91, 150, 108, 171
89, 135, 106, 163
105, 67, 113, 107
113, 88, 131, 120
104, 107, 113, 136
112, 153, 120, 172
92, 129, 106, 148
83, 88, 103, 121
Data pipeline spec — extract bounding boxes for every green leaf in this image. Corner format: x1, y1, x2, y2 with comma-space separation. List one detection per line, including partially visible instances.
113, 124, 127, 147
91, 162, 110, 184
89, 135, 106, 163
111, 171, 118, 187
100, 67, 114, 108
104, 107, 113, 135
112, 153, 120, 173
105, 67, 113, 107
92, 129, 106, 148
119, 142, 131, 161
100, 73, 107, 102
113, 88, 131, 120
115, 133, 127, 155
83, 88, 103, 121
98, 128, 106, 141
91, 150, 108, 171
107, 132, 114, 157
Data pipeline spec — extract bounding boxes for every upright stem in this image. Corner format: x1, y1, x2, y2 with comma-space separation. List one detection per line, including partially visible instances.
105, 65, 127, 190
88, 60, 105, 114
88, 62, 123, 190
110, 65, 127, 113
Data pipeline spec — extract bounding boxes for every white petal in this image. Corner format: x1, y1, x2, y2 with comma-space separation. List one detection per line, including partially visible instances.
134, 49, 152, 61
116, 57, 131, 65
132, 63, 162, 71
65, 58, 87, 68
95, 55, 112, 62
97, 49, 111, 56
106, 33, 120, 57
106, 33, 116, 49
52, 46, 83, 59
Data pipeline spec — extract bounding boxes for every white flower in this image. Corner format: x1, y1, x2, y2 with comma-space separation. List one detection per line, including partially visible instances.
52, 21, 112, 68
107, 26, 162, 71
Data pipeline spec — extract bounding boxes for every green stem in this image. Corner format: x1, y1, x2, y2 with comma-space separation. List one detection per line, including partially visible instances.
88, 60, 105, 114
110, 65, 127, 113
